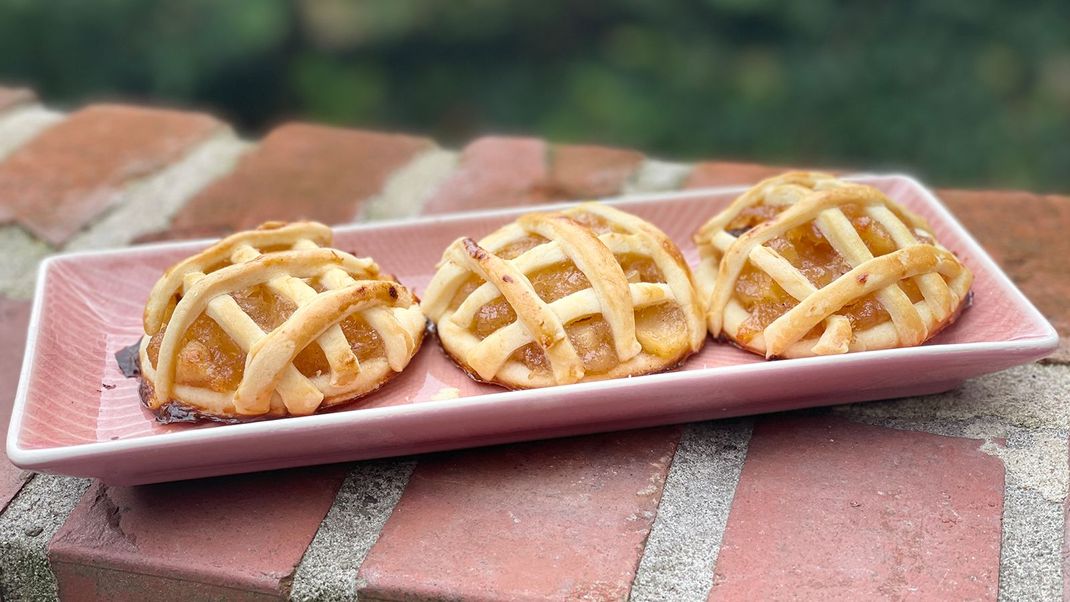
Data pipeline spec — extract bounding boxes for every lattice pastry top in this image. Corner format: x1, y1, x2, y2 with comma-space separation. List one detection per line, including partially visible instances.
693, 172, 973, 358
139, 221, 426, 422
421, 203, 706, 389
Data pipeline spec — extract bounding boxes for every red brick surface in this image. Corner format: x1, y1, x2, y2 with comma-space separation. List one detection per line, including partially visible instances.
422, 136, 550, 214
0, 105, 222, 245
422, 136, 644, 214
51, 562, 281, 602
549, 143, 644, 199
0, 456, 28, 514
684, 160, 793, 188
710, 416, 1003, 600
0, 86, 35, 113
0, 84, 1065, 601
0, 296, 30, 430
940, 188, 1070, 362
0, 296, 32, 511
49, 467, 348, 599
358, 427, 681, 600
168, 123, 432, 238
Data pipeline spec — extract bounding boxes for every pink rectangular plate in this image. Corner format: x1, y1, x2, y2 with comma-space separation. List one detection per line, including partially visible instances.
8, 174, 1058, 484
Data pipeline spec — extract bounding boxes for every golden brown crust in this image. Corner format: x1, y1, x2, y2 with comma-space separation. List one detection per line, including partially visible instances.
434, 324, 699, 390
143, 222, 334, 335
693, 172, 973, 358
421, 202, 707, 389
139, 221, 427, 422
137, 325, 426, 423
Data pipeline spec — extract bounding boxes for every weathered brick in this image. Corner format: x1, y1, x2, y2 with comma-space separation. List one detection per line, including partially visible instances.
0, 296, 30, 427
940, 188, 1070, 362
0, 296, 32, 511
684, 161, 794, 188
358, 427, 681, 600
51, 562, 280, 602
549, 143, 644, 199
0, 107, 65, 171
422, 137, 644, 214
49, 467, 347, 599
0, 105, 222, 245
168, 123, 433, 238
421, 136, 550, 214
709, 416, 1003, 600
0, 86, 34, 114
0, 457, 28, 516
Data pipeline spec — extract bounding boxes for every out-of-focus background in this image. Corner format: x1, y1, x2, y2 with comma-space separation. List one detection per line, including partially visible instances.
1, 0, 1067, 192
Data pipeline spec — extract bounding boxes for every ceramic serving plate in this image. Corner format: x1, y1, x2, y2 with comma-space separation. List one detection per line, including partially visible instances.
7, 175, 1058, 484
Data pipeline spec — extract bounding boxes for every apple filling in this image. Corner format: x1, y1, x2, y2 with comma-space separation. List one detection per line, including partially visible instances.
728, 202, 929, 344
453, 231, 684, 376
147, 284, 384, 392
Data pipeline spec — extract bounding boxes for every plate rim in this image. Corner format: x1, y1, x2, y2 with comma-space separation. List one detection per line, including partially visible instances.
7, 172, 1059, 468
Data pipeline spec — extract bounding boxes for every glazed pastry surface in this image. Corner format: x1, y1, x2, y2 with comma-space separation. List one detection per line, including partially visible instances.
140, 221, 425, 422
422, 203, 706, 389
693, 172, 972, 358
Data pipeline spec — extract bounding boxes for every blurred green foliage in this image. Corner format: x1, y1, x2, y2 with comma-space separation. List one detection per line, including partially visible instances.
0, 0, 1067, 191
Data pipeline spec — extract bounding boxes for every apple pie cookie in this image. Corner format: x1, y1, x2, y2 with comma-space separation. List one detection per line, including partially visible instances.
694, 172, 973, 358
421, 203, 706, 389
139, 221, 425, 422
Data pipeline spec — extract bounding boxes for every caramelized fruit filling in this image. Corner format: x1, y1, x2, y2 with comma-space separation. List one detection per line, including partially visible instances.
496, 234, 548, 260
617, 253, 664, 283
473, 296, 517, 338
449, 275, 483, 312
840, 293, 888, 332
725, 203, 782, 235
233, 284, 297, 330
340, 316, 386, 362
767, 223, 851, 288
460, 224, 683, 375
530, 262, 591, 302
635, 304, 687, 357
511, 342, 550, 373
148, 283, 387, 394
566, 316, 618, 374
147, 313, 245, 392
734, 264, 798, 344
464, 247, 679, 374
510, 306, 684, 377
292, 314, 385, 379
841, 204, 898, 256
731, 202, 933, 344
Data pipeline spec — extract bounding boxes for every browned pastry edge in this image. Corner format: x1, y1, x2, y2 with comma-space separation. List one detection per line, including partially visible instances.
727, 289, 974, 360
136, 323, 427, 424
431, 323, 700, 391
